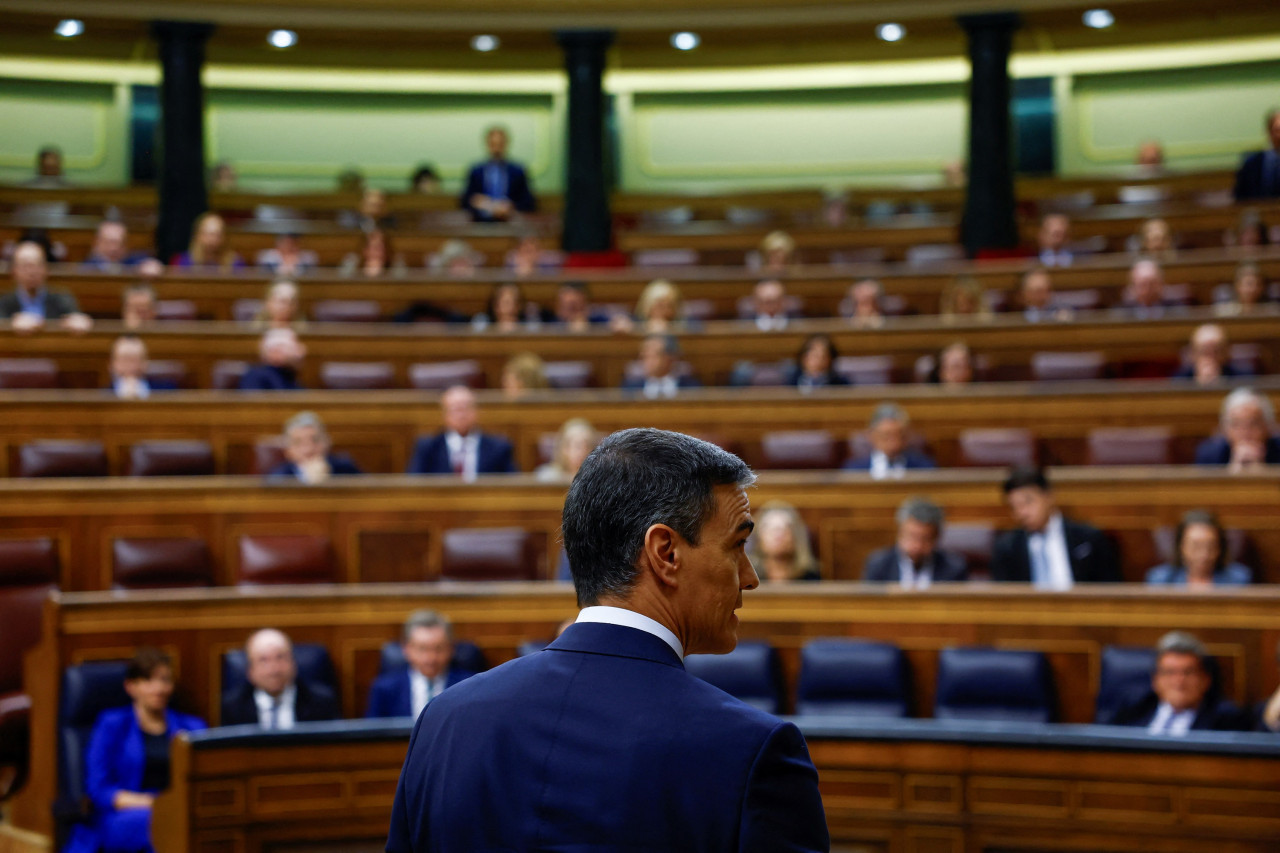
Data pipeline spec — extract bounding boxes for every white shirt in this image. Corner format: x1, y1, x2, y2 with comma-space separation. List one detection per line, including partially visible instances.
409, 669, 447, 718
575, 605, 684, 661
896, 551, 933, 590
444, 430, 479, 482
755, 314, 788, 332
868, 450, 906, 481
1027, 512, 1074, 590
642, 375, 679, 400
112, 377, 151, 399
253, 685, 296, 730
1147, 702, 1195, 736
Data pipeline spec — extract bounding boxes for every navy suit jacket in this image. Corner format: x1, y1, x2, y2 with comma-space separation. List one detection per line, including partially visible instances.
1234, 150, 1280, 200
620, 374, 704, 393
220, 680, 342, 727
842, 449, 936, 472
863, 546, 968, 583
238, 364, 302, 391
990, 517, 1122, 584
405, 432, 518, 475
364, 667, 475, 718
1193, 434, 1280, 466
387, 622, 829, 852
267, 454, 363, 481
459, 160, 537, 221
1110, 691, 1248, 732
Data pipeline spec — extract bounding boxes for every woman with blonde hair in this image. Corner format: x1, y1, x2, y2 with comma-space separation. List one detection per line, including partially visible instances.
251, 280, 306, 331
535, 418, 600, 482
758, 230, 797, 273
501, 351, 549, 399
1135, 217, 1177, 262
611, 279, 686, 334
746, 501, 821, 582
939, 275, 993, 323
172, 212, 242, 270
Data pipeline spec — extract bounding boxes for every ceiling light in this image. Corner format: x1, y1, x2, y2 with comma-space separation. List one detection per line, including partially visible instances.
55, 19, 84, 38
670, 32, 700, 51
471, 34, 500, 52
876, 23, 906, 42
267, 29, 297, 49
1082, 9, 1115, 29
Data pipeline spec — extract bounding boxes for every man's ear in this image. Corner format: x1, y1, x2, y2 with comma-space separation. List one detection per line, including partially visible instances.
642, 523, 681, 589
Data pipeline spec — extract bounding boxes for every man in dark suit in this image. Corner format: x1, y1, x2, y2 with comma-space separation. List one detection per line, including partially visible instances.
239, 328, 306, 391
1233, 108, 1280, 200
366, 610, 476, 718
108, 336, 177, 400
991, 467, 1121, 588
864, 497, 967, 588
1194, 387, 1280, 471
459, 126, 537, 222
621, 334, 702, 399
267, 411, 363, 483
406, 385, 518, 478
221, 628, 341, 728
387, 428, 829, 852
1111, 631, 1247, 734
843, 402, 936, 478
1171, 323, 1252, 385
0, 240, 93, 333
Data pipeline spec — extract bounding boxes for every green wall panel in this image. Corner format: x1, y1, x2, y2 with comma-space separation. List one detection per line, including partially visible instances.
0, 78, 128, 185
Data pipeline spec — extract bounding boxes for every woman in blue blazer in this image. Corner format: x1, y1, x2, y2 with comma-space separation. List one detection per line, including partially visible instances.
64, 648, 206, 853
1145, 510, 1252, 587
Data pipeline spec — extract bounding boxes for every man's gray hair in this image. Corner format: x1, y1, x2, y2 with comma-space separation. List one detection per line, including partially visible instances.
869, 402, 908, 429
1221, 387, 1275, 427
1155, 630, 1207, 662
403, 609, 453, 643
284, 410, 328, 440
895, 496, 945, 531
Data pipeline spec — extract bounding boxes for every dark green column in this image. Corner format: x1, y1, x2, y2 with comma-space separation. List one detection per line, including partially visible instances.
152, 20, 214, 262
556, 30, 614, 252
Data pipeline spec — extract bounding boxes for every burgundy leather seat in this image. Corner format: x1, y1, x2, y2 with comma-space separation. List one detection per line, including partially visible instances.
544, 361, 596, 389
17, 441, 108, 478
957, 428, 1036, 468
154, 300, 198, 321
236, 535, 335, 586
758, 430, 839, 470
441, 528, 541, 582
1031, 351, 1107, 382
0, 358, 58, 389
312, 300, 381, 323
1086, 427, 1174, 466
128, 440, 216, 476
320, 361, 396, 390
252, 437, 289, 475
211, 360, 250, 390
833, 356, 894, 386
144, 360, 190, 389
111, 538, 214, 589
937, 523, 996, 577
409, 360, 485, 390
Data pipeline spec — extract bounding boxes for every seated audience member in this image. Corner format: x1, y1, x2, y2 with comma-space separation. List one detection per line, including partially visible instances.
1110, 631, 1247, 733
1215, 261, 1268, 316
845, 278, 886, 328
209, 161, 238, 192
506, 235, 560, 277
1135, 217, 1177, 261
1145, 510, 1252, 587
26, 144, 66, 188
783, 333, 848, 390
221, 629, 341, 728
611, 279, 686, 335
863, 497, 967, 588
407, 385, 518, 477
1019, 268, 1073, 322
1194, 388, 1280, 470
251, 281, 305, 331
746, 502, 821, 582
171, 212, 243, 271
410, 164, 441, 195
931, 341, 974, 388
62, 648, 205, 853
1233, 108, 1280, 201
83, 221, 153, 271
1036, 213, 1074, 267
473, 282, 534, 332
1135, 140, 1165, 171
239, 328, 306, 391
268, 411, 363, 483
257, 233, 317, 276
109, 336, 174, 400
940, 276, 992, 323
500, 352, 550, 399
460, 125, 537, 222
750, 279, 791, 331
121, 284, 157, 330
534, 418, 600, 482
844, 403, 936, 477
341, 228, 402, 278
1115, 259, 1178, 319
1258, 642, 1280, 733
621, 334, 701, 399
1172, 323, 1251, 384
992, 467, 1121, 588
553, 281, 604, 331
367, 611, 477, 718
0, 240, 93, 333
758, 230, 797, 274
1225, 209, 1270, 248
427, 239, 482, 276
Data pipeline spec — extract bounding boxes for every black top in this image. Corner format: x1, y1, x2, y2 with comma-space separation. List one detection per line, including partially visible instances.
140, 730, 170, 792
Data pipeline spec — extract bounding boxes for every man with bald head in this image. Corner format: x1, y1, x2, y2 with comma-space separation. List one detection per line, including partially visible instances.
239, 328, 306, 390
406, 385, 519, 478
1, 240, 92, 333
220, 628, 341, 728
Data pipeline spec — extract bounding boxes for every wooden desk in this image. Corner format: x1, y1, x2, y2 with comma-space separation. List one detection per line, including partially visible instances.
12, 584, 1280, 841
147, 720, 1280, 853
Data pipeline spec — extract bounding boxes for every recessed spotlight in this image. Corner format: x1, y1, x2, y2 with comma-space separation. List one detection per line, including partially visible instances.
471, 34, 500, 52
267, 29, 297, 49
1082, 9, 1115, 29
876, 23, 906, 42
670, 32, 701, 51
55, 19, 84, 39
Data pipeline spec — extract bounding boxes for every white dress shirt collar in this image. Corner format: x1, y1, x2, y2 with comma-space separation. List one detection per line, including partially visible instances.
643, 375, 679, 400
576, 605, 685, 660
409, 668, 446, 718
1147, 701, 1195, 736
445, 430, 480, 481
897, 550, 933, 590
1028, 512, 1073, 590
869, 450, 906, 480
253, 684, 296, 730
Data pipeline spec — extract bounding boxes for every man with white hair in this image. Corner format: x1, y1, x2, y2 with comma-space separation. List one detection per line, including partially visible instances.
1194, 388, 1280, 470
1115, 259, 1178, 319
0, 240, 93, 333
1172, 324, 1252, 384
267, 411, 363, 483
843, 403, 937, 478
238, 327, 306, 390
220, 628, 341, 728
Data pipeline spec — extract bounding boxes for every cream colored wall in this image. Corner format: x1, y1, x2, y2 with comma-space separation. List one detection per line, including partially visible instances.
0, 77, 131, 185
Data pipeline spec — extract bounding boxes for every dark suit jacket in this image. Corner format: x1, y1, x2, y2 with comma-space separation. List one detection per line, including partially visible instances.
842, 449, 936, 472
386, 622, 829, 852
220, 680, 342, 728
107, 377, 178, 397
267, 454, 363, 481
1171, 363, 1249, 380
1193, 434, 1280, 466
364, 667, 476, 718
1110, 691, 1248, 732
780, 365, 850, 389
459, 160, 537, 221
991, 517, 1122, 584
1233, 150, 1280, 200
863, 546, 968, 583
238, 364, 303, 391
405, 432, 518, 475
0, 287, 79, 319
620, 374, 704, 393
